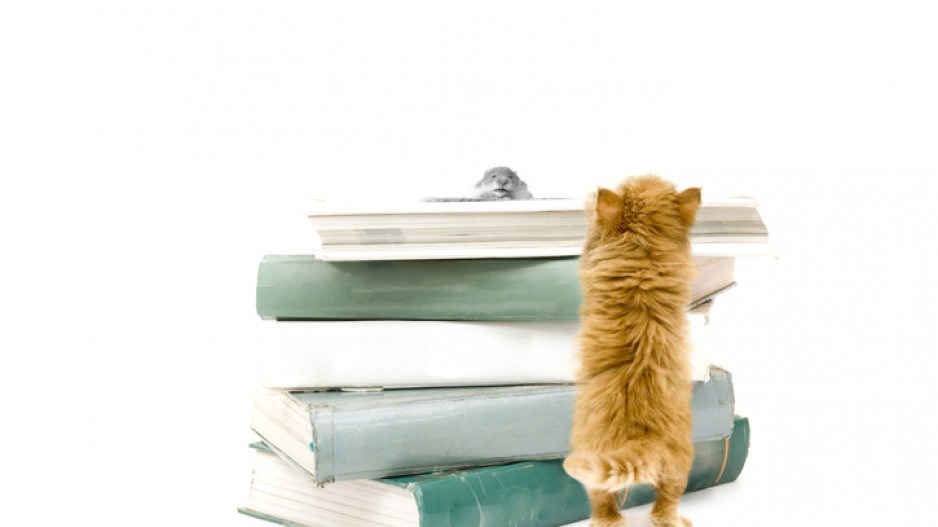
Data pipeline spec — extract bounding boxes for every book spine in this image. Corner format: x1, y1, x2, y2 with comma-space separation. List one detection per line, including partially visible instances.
411, 416, 750, 527
256, 255, 732, 321
257, 255, 582, 321
309, 368, 734, 483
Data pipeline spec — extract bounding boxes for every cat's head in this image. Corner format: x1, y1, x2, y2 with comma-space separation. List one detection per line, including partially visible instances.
587, 174, 700, 250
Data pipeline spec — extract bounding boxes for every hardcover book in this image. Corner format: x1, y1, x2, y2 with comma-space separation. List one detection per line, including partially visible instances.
256, 302, 716, 388
251, 367, 735, 484
256, 255, 735, 321
305, 197, 768, 261
239, 416, 750, 527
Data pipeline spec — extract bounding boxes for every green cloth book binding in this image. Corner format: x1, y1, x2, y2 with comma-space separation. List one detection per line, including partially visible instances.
256, 255, 735, 320
251, 367, 734, 485
239, 416, 750, 527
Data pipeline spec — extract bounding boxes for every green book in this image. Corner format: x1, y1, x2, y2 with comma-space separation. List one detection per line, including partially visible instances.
238, 416, 750, 527
252, 367, 734, 484
256, 255, 735, 320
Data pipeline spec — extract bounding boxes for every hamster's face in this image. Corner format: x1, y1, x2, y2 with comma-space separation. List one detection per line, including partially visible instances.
479, 167, 522, 197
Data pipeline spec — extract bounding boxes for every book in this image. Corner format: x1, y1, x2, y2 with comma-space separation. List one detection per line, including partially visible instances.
256, 303, 716, 389
239, 416, 750, 527
305, 197, 768, 261
251, 367, 735, 484
256, 255, 735, 321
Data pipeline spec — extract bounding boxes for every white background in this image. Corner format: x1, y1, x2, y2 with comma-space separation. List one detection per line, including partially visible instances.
2, 1, 937, 526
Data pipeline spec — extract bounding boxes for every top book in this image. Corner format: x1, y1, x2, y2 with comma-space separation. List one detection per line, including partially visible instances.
306, 197, 769, 261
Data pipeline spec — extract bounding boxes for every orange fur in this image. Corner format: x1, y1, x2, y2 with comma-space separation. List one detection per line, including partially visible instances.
563, 175, 701, 527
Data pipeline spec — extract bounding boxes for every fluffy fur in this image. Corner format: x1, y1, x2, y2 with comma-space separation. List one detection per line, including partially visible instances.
563, 175, 701, 527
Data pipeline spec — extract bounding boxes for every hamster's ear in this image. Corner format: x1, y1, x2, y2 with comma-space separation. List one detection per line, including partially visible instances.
595, 188, 623, 229
676, 187, 701, 225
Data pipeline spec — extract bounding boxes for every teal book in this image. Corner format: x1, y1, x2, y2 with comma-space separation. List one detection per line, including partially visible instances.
256, 255, 735, 320
239, 416, 750, 527
251, 367, 735, 484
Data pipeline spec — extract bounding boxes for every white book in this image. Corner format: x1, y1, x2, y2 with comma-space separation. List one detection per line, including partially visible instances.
306, 197, 769, 261
256, 307, 716, 389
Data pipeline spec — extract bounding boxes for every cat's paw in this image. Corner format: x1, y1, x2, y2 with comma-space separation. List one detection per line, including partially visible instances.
564, 452, 636, 491
650, 515, 691, 527
590, 517, 626, 527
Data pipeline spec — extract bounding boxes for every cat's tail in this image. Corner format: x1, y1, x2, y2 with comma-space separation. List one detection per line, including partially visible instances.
563, 440, 663, 492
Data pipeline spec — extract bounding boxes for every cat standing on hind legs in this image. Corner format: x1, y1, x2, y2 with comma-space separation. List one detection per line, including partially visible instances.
563, 175, 701, 527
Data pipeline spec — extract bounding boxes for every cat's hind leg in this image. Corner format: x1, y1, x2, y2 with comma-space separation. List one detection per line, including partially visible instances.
587, 489, 625, 527
649, 474, 691, 527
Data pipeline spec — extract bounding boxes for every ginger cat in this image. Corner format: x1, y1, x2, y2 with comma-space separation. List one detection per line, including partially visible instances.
563, 175, 701, 527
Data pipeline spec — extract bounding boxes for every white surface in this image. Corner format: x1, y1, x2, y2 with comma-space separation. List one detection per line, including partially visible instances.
3, 2, 938, 526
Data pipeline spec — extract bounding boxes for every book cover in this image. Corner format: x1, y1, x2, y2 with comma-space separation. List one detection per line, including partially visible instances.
256, 305, 715, 388
256, 255, 734, 321
239, 416, 750, 527
251, 367, 735, 484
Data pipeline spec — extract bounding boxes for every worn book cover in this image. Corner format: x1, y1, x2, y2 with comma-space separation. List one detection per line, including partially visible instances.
251, 367, 735, 484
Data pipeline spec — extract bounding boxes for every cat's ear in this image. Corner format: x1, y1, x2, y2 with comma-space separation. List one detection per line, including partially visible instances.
595, 188, 623, 229
676, 187, 702, 225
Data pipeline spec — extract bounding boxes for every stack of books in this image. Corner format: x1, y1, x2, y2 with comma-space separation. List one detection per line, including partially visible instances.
240, 197, 768, 527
